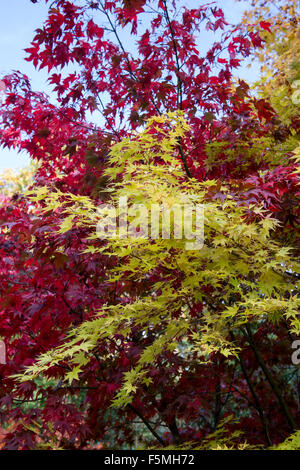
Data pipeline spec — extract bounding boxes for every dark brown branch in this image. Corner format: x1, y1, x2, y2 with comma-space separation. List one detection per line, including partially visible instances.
162, 0, 182, 109
128, 404, 165, 446
243, 324, 296, 432
168, 416, 181, 445
230, 331, 271, 446
178, 138, 192, 177
98, 1, 161, 116
213, 374, 222, 430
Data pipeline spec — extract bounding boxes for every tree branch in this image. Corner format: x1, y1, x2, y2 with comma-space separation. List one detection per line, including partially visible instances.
128, 404, 165, 446
243, 324, 296, 432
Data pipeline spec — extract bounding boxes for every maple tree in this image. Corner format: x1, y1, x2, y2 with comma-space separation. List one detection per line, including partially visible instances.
0, 0, 299, 450
240, 0, 300, 130
0, 164, 36, 197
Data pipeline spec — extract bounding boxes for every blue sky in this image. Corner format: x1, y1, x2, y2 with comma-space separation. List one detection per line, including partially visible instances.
0, 0, 259, 171
0, 1, 50, 170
